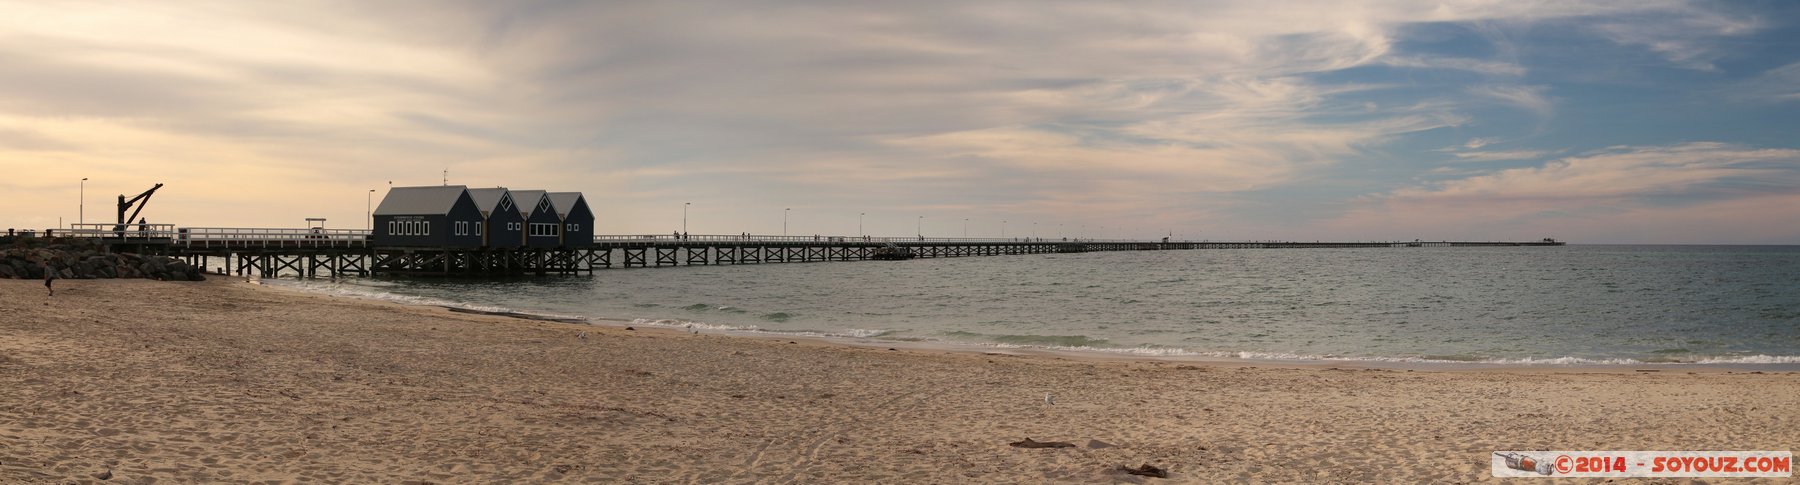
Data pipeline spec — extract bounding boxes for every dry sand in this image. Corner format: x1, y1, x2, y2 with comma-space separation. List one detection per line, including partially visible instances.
2, 278, 1796, 483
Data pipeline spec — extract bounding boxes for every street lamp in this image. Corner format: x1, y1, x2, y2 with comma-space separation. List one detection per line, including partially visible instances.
79, 178, 87, 226
783, 208, 790, 236
963, 218, 969, 238
366, 189, 375, 230
859, 212, 865, 236
917, 216, 923, 237
683, 202, 691, 234
1002, 220, 1007, 238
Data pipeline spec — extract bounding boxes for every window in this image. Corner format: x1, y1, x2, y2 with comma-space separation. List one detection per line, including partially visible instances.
423, 221, 430, 236
476, 221, 482, 236
530, 223, 560, 237
388, 221, 396, 235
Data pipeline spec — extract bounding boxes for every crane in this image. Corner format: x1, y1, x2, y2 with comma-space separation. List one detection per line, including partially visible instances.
115, 183, 164, 232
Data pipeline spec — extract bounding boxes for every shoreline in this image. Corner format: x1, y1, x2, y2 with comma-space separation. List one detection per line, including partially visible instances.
259, 277, 1800, 373
6, 278, 1797, 482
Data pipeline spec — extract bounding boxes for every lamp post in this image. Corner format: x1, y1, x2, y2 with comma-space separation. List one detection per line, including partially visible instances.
1002, 220, 1007, 238
1032, 222, 1038, 238
783, 208, 790, 236
963, 218, 969, 238
916, 216, 923, 237
683, 202, 690, 234
859, 212, 865, 236
79, 178, 87, 226
366, 189, 375, 230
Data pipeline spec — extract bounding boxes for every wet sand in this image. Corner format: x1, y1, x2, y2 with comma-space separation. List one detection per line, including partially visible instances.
2, 278, 1796, 483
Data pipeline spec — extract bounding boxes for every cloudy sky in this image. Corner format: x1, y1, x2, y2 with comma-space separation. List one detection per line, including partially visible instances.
3, 1, 1798, 243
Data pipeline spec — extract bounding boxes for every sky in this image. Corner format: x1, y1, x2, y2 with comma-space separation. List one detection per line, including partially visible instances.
2, 1, 1798, 244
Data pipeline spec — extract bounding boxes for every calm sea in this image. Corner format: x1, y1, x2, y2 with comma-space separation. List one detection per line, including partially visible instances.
268, 245, 1800, 365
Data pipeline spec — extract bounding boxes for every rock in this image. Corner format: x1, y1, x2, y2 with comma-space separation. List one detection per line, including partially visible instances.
1086, 439, 1116, 449
94, 468, 112, 480
1009, 437, 1076, 449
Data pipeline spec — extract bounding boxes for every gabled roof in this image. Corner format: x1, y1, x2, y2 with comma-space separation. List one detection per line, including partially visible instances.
466, 188, 511, 218
373, 185, 468, 216
509, 190, 548, 218
546, 192, 586, 219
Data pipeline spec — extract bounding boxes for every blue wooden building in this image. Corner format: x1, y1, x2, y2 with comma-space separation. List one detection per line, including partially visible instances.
508, 190, 563, 248
466, 188, 524, 248
371, 185, 484, 248
547, 192, 594, 247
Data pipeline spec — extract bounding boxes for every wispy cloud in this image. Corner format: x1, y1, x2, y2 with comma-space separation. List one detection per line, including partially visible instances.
1399, 142, 1799, 201
1735, 62, 1800, 103
1468, 85, 1553, 116
1448, 150, 1553, 162
1592, 6, 1762, 71
1328, 142, 1800, 242
1380, 56, 1525, 76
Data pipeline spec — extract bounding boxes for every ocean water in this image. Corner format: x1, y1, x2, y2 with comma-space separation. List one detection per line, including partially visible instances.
269, 245, 1800, 365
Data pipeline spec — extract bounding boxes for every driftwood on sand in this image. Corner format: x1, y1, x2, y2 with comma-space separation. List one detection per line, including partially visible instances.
1119, 463, 1168, 478
1007, 437, 1075, 449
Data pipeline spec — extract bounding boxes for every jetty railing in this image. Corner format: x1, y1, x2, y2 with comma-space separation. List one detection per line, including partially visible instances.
66, 223, 179, 242
173, 227, 370, 249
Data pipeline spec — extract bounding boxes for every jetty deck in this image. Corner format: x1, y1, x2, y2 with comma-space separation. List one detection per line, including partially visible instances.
38, 225, 1563, 278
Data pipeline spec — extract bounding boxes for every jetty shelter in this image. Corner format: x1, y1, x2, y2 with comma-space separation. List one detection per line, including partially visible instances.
547, 192, 594, 247
371, 185, 484, 248
508, 190, 563, 248
466, 188, 524, 248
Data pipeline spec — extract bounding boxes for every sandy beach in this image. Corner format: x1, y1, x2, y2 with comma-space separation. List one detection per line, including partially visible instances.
2, 278, 1795, 483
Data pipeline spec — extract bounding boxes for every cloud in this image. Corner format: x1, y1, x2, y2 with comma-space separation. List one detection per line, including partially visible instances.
1399, 142, 1798, 200
1590, 6, 1762, 71
1448, 150, 1553, 162
1735, 62, 1800, 103
1379, 56, 1525, 76
1467, 85, 1553, 116
1327, 142, 1800, 242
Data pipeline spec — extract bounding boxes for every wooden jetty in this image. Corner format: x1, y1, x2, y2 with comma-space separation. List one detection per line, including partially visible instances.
57, 224, 1563, 278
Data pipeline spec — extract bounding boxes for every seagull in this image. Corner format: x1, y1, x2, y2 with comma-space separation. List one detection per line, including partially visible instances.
1045, 393, 1055, 405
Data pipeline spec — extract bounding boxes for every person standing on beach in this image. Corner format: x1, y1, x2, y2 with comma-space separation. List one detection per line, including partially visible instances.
43, 261, 56, 296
